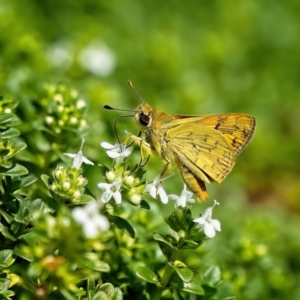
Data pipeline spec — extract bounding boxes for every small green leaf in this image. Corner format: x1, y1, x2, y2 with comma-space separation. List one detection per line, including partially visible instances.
19, 230, 41, 248
138, 199, 150, 210
181, 281, 205, 295
92, 291, 108, 300
136, 266, 159, 284
0, 208, 14, 224
0, 250, 14, 269
13, 247, 34, 262
111, 288, 123, 300
17, 175, 37, 189
11, 141, 27, 156
98, 164, 109, 177
41, 174, 52, 189
2, 289, 15, 298
99, 283, 114, 298
172, 262, 194, 283
28, 199, 44, 217
0, 127, 20, 139
0, 113, 21, 128
1, 227, 16, 241
153, 233, 174, 248
0, 278, 11, 293
72, 194, 95, 205
203, 266, 222, 287
0, 164, 28, 176
80, 253, 110, 272
107, 215, 135, 238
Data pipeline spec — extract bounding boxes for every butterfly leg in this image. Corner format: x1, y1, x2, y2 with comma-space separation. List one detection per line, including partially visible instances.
124, 133, 152, 173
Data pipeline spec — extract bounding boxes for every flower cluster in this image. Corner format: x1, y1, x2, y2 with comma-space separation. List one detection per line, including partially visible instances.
40, 83, 87, 134
49, 139, 93, 204
98, 142, 145, 205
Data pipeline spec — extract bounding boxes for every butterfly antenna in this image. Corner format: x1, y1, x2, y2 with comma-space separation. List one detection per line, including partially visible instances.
103, 105, 134, 112
128, 80, 145, 104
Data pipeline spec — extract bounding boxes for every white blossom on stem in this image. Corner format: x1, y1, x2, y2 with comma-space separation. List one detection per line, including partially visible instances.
64, 138, 94, 169
193, 200, 221, 238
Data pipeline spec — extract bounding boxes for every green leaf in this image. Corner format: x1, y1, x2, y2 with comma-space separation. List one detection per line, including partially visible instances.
72, 194, 95, 205
28, 199, 44, 217
0, 250, 14, 269
99, 283, 114, 298
172, 261, 194, 283
19, 230, 41, 248
203, 266, 222, 287
0, 278, 11, 293
92, 291, 108, 300
11, 141, 27, 156
15, 175, 37, 189
107, 215, 135, 238
1, 289, 15, 299
111, 288, 123, 300
181, 281, 205, 295
0, 113, 21, 128
13, 247, 34, 262
40, 174, 52, 189
153, 232, 174, 248
136, 266, 159, 284
138, 199, 150, 210
0, 127, 20, 139
0, 208, 14, 224
1, 227, 16, 241
98, 164, 109, 177
0, 164, 28, 176
80, 253, 110, 272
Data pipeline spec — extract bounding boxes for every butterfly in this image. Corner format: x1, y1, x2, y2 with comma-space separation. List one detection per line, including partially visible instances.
104, 81, 256, 202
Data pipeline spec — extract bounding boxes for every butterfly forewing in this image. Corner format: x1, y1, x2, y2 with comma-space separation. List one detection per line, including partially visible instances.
167, 124, 235, 184
167, 113, 256, 157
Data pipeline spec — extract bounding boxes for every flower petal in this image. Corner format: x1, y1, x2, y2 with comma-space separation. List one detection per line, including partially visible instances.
100, 142, 115, 149
158, 187, 169, 204
106, 150, 121, 158
211, 219, 221, 232
101, 191, 112, 203
193, 216, 206, 225
94, 215, 110, 231
112, 191, 122, 204
63, 153, 76, 158
72, 207, 87, 223
98, 182, 111, 190
82, 157, 94, 165
204, 223, 216, 238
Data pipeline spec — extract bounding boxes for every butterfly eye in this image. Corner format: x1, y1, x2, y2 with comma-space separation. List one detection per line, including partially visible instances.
140, 113, 150, 126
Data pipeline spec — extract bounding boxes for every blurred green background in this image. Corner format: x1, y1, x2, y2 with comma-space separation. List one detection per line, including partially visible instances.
1, 0, 300, 298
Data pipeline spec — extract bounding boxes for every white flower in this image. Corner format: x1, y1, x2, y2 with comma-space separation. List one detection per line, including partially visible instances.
64, 138, 94, 169
100, 142, 133, 166
46, 40, 73, 70
168, 184, 195, 207
193, 200, 221, 238
72, 202, 109, 238
98, 179, 122, 204
79, 43, 116, 77
145, 175, 168, 204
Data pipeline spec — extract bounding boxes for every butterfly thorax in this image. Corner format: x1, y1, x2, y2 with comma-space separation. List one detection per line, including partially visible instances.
134, 103, 175, 161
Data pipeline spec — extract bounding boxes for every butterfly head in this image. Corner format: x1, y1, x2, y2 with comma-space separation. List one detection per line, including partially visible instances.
134, 103, 153, 129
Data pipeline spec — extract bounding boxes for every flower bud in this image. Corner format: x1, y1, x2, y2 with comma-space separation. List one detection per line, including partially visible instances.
129, 194, 141, 205
124, 175, 134, 186
106, 171, 116, 182
62, 181, 71, 191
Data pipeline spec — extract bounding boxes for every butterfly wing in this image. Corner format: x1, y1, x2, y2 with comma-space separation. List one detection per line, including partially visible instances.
167, 113, 256, 157
165, 124, 236, 202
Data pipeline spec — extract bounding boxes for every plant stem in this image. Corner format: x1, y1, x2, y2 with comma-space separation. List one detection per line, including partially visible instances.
151, 250, 180, 300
